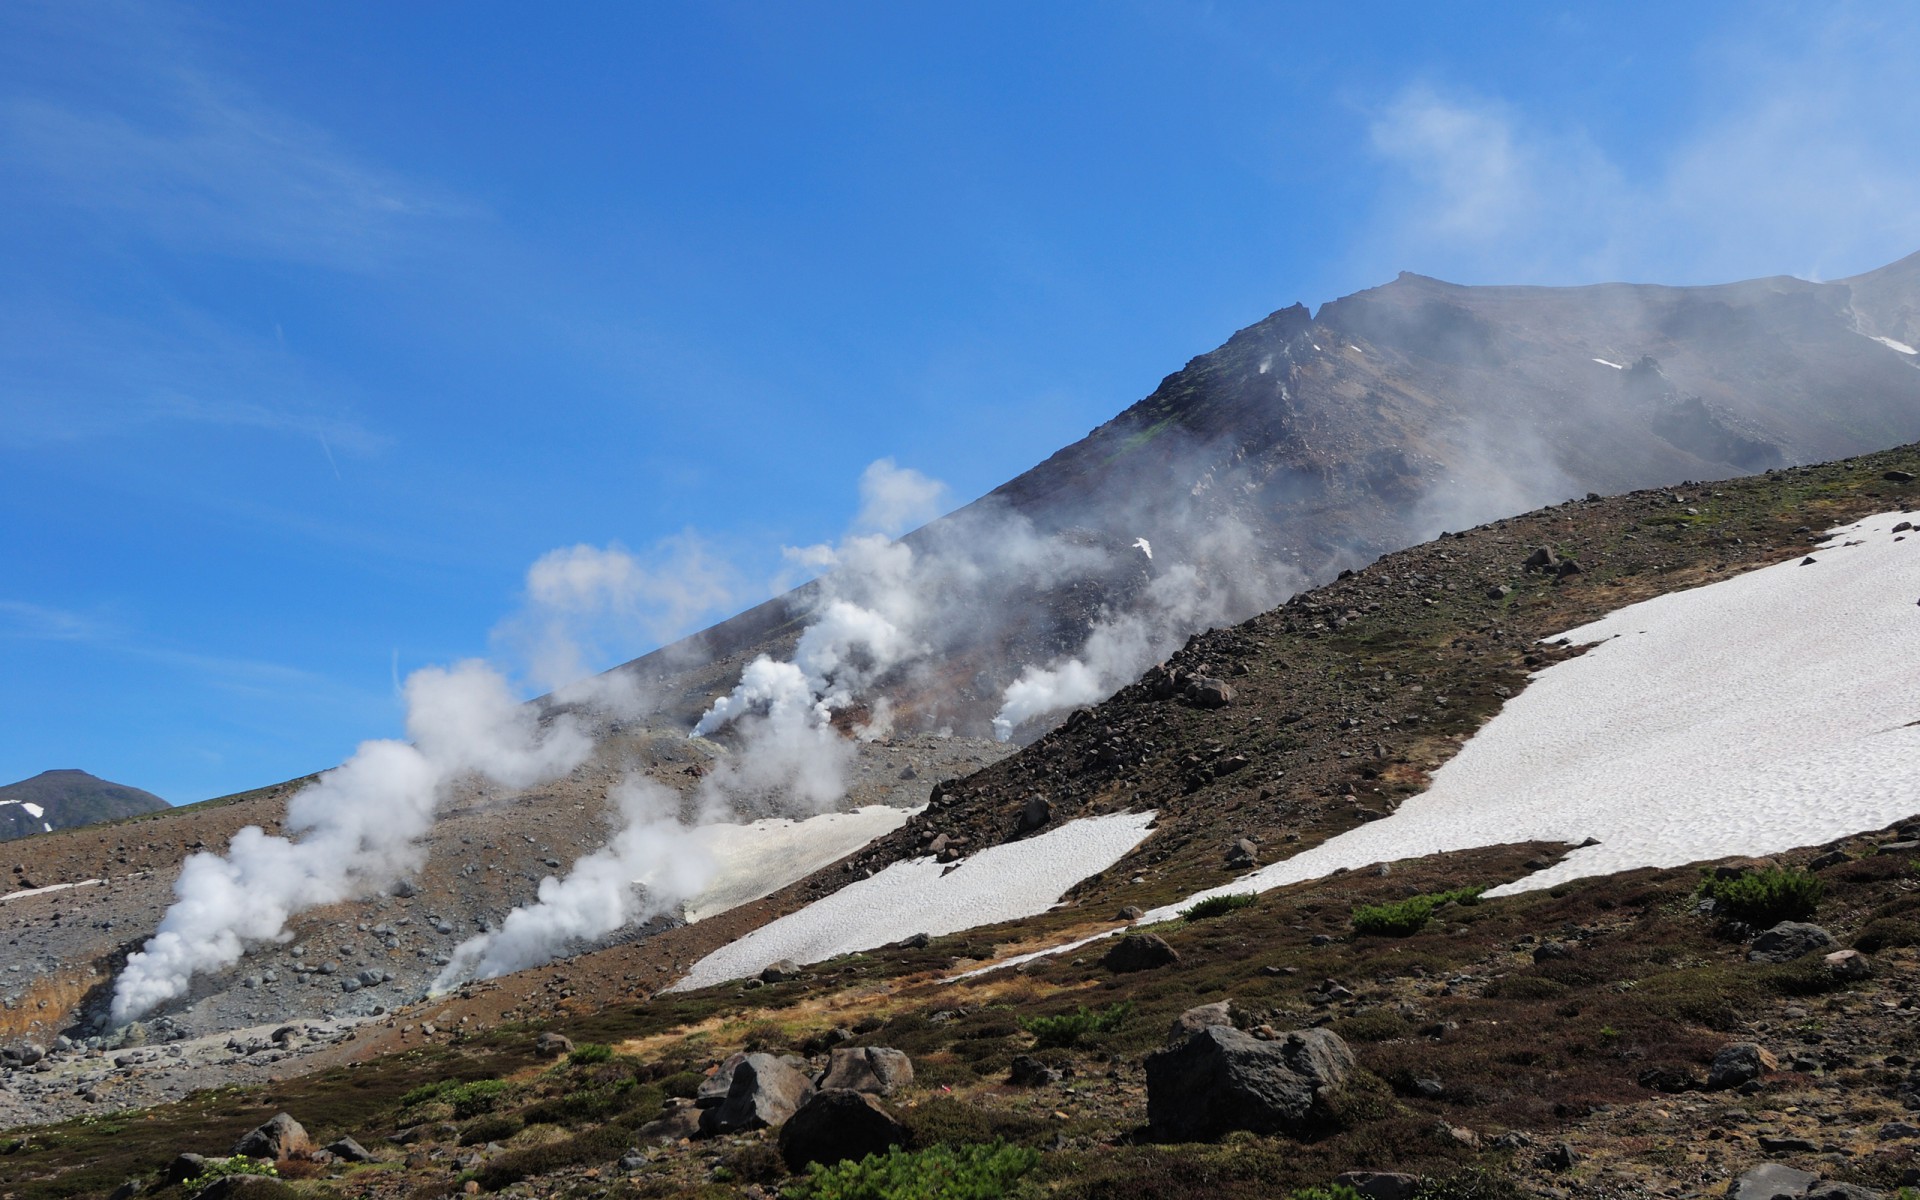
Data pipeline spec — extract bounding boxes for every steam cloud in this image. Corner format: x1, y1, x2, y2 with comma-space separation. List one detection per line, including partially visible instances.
432, 777, 713, 988
110, 661, 591, 1024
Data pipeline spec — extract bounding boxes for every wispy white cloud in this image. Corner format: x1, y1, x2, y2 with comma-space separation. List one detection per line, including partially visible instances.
0, 2, 473, 272
0, 597, 331, 695
1358, 10, 1920, 286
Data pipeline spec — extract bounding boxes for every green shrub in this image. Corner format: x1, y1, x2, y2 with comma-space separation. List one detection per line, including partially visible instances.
1695, 868, 1823, 926
783, 1142, 1040, 1200
1182, 893, 1258, 921
1351, 887, 1484, 937
659, 1070, 705, 1099
1019, 1002, 1133, 1049
398, 1078, 459, 1108
445, 1078, 511, 1119
458, 1113, 524, 1146
569, 1042, 615, 1065
475, 1124, 633, 1190
182, 1157, 278, 1191
1289, 1188, 1364, 1200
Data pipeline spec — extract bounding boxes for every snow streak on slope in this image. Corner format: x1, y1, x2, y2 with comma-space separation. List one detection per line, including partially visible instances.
1159, 511, 1920, 910
680, 805, 918, 923
669, 811, 1156, 990
962, 513, 1920, 977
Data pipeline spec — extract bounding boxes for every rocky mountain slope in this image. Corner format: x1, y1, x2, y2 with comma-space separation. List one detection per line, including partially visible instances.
0, 771, 167, 842
1, 444, 1916, 1200
4, 254, 1920, 1142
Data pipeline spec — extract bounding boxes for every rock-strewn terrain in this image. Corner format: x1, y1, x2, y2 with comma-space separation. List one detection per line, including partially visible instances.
2, 444, 1915, 1199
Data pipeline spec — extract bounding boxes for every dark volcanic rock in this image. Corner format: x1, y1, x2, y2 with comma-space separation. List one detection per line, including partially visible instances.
1334, 1172, 1422, 1200
231, 1112, 310, 1160
1707, 1042, 1779, 1090
1748, 922, 1839, 963
1144, 1025, 1354, 1139
697, 1053, 815, 1136
1102, 934, 1181, 973
777, 1089, 907, 1171
1007, 1055, 1062, 1087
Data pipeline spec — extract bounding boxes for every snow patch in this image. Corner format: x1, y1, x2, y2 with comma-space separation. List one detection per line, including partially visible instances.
3, 879, 103, 903
680, 805, 917, 923
1592, 357, 1625, 369
964, 514, 1920, 975
1132, 537, 1153, 561
1871, 335, 1918, 356
669, 810, 1156, 990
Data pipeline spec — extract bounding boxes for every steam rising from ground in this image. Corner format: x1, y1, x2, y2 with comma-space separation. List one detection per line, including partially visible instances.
432, 777, 713, 987
110, 661, 590, 1023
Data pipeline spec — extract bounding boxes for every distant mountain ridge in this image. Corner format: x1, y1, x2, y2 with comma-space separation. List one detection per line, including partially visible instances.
0, 770, 168, 842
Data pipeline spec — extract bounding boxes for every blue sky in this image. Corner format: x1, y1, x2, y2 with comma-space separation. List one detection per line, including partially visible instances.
4, 1, 1918, 805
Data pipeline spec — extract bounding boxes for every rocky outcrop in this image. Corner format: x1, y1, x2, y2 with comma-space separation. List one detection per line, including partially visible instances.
697, 1053, 815, 1136
1748, 923, 1839, 963
231, 1113, 309, 1160
1145, 1026, 1354, 1139
1102, 934, 1180, 973
777, 1089, 907, 1171
814, 1046, 913, 1096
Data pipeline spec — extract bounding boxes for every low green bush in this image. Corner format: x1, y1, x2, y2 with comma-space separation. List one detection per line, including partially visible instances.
782, 1142, 1040, 1200
569, 1042, 615, 1065
445, 1078, 512, 1119
1019, 1002, 1133, 1049
1182, 893, 1258, 921
182, 1157, 278, 1191
1351, 887, 1484, 937
1288, 1187, 1363, 1200
1695, 868, 1822, 927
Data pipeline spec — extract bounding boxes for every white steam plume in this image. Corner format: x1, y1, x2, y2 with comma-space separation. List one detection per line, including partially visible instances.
109, 660, 591, 1024
432, 777, 713, 988
993, 521, 1302, 739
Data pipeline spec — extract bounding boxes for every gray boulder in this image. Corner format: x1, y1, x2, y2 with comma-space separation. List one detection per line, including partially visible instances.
1748, 923, 1838, 963
814, 1046, 913, 1096
1018, 795, 1052, 832
1007, 1055, 1062, 1087
1167, 1001, 1234, 1044
1102, 933, 1180, 973
162, 1154, 207, 1189
697, 1053, 815, 1136
1805, 1184, 1883, 1199
231, 1112, 310, 1160
1707, 1043, 1779, 1090
533, 1032, 574, 1057
696, 1052, 749, 1106
1186, 677, 1235, 709
778, 1089, 907, 1171
323, 1136, 374, 1163
1727, 1163, 1820, 1199
1334, 1172, 1421, 1200
1145, 1025, 1354, 1140
1824, 948, 1874, 980
759, 960, 803, 984
635, 1103, 704, 1144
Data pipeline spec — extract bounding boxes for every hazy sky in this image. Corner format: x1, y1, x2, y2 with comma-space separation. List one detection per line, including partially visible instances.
4, 0, 1918, 804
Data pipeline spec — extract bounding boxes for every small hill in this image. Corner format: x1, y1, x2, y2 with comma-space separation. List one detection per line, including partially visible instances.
0, 770, 168, 842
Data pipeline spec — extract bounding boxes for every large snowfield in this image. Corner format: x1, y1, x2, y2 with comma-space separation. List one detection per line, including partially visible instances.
682, 512, 1919, 987
670, 810, 1156, 990
679, 804, 916, 923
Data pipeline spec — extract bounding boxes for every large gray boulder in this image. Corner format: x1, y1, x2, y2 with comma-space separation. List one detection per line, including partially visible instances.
697, 1053, 815, 1136
1748, 923, 1838, 963
696, 1052, 749, 1106
1727, 1162, 1820, 1198
814, 1046, 913, 1096
778, 1089, 908, 1171
1144, 1025, 1354, 1140
231, 1112, 310, 1160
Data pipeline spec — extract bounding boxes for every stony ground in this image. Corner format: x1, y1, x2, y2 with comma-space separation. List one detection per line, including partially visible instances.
2, 444, 1917, 1199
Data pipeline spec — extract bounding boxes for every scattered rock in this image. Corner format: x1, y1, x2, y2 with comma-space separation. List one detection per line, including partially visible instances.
1186, 677, 1235, 709
1532, 941, 1572, 963
1747, 922, 1839, 963
231, 1112, 310, 1160
1806, 1182, 1886, 1199
697, 1053, 749, 1106
1334, 1171, 1422, 1199
163, 1156, 207, 1190
697, 1053, 815, 1136
1757, 1135, 1819, 1154
1144, 1026, 1354, 1140
1727, 1163, 1819, 1200
1823, 948, 1874, 980
1637, 1065, 1700, 1093
533, 1032, 574, 1057
635, 1104, 703, 1144
1117, 905, 1144, 921
1542, 1141, 1576, 1172
814, 1047, 913, 1096
1102, 934, 1181, 973
324, 1137, 374, 1163
1007, 1055, 1063, 1087
1708, 1043, 1779, 1090
1226, 838, 1259, 869
777, 1088, 907, 1171
1524, 547, 1560, 571
1885, 470, 1916, 483
1485, 585, 1512, 600
759, 960, 803, 985
1018, 795, 1053, 832
1167, 1001, 1234, 1044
